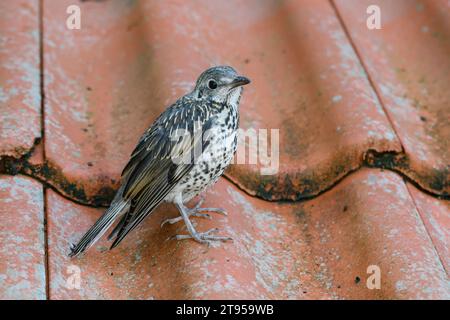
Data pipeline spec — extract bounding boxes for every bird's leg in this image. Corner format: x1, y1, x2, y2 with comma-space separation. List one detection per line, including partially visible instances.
168, 202, 232, 244
160, 196, 227, 227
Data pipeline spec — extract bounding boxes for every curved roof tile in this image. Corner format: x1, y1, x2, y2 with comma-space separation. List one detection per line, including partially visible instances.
0, 0, 448, 300
42, 0, 403, 203
335, 0, 449, 196
47, 171, 448, 299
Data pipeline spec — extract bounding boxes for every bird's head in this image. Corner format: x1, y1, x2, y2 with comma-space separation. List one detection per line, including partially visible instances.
193, 66, 250, 105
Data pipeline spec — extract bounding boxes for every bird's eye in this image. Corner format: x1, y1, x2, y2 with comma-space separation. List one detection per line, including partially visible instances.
207, 79, 218, 89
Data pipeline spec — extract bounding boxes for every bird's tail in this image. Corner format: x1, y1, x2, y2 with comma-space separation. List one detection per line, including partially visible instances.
69, 192, 129, 258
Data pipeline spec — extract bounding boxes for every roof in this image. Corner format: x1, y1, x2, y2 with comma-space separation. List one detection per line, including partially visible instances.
0, 0, 448, 299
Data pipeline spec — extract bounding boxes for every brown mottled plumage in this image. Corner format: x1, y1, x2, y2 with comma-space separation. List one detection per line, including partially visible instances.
69, 66, 250, 257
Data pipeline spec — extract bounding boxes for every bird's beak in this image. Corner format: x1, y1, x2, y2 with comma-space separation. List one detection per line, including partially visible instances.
229, 76, 251, 89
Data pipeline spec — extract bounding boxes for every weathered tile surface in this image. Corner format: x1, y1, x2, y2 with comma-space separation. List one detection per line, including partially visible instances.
0, 175, 46, 300
334, 0, 450, 196
43, 0, 401, 205
0, 1, 41, 163
47, 170, 449, 299
0, 0, 448, 300
407, 183, 450, 274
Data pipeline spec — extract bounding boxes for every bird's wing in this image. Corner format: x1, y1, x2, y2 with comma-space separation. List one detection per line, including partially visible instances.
109, 98, 215, 248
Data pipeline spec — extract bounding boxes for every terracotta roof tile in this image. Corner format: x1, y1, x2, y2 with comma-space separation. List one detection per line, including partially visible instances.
407, 183, 450, 273
0, 1, 41, 164
334, 0, 449, 196
0, 175, 46, 300
0, 0, 449, 300
47, 170, 448, 299
41, 0, 403, 204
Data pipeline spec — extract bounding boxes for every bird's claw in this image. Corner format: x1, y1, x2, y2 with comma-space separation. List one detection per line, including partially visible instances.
167, 228, 232, 244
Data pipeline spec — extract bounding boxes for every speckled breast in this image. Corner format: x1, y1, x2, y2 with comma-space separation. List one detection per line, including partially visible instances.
175, 105, 239, 203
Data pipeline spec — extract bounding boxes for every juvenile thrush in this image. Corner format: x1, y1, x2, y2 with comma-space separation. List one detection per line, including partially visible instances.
69, 66, 250, 257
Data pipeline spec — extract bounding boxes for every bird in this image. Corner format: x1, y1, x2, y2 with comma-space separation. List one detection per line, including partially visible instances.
69, 66, 250, 257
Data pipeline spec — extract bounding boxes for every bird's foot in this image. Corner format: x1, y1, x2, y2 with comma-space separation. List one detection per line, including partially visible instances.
167, 201, 232, 245
160, 197, 227, 227
168, 228, 232, 244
